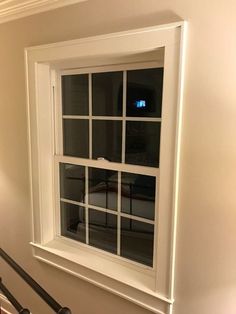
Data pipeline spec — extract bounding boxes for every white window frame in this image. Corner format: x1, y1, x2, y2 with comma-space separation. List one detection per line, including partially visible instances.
25, 21, 187, 314
57, 61, 163, 269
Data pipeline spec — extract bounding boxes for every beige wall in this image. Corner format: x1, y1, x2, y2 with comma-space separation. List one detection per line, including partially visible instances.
0, 1, 236, 313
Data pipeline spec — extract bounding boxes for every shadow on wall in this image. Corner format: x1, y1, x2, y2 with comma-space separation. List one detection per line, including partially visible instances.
104, 10, 183, 32
21, 7, 183, 46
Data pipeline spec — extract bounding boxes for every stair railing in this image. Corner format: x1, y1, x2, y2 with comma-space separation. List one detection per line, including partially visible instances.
0, 248, 72, 314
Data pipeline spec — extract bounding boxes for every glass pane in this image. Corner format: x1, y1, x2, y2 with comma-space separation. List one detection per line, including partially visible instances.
92, 71, 123, 116
89, 209, 117, 254
62, 74, 89, 115
92, 120, 122, 162
61, 202, 86, 243
126, 68, 163, 117
121, 218, 154, 266
125, 121, 161, 167
63, 119, 89, 158
121, 173, 155, 220
60, 163, 85, 203
88, 168, 118, 210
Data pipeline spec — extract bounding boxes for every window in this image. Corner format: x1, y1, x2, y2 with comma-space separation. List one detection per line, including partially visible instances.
58, 65, 163, 268
26, 22, 186, 314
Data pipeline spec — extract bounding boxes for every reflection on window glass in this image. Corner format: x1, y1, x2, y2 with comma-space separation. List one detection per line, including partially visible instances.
61, 202, 86, 243
92, 120, 122, 162
88, 168, 118, 210
126, 68, 163, 117
60, 163, 85, 203
62, 74, 89, 115
121, 218, 154, 266
125, 121, 161, 167
60, 67, 161, 267
89, 209, 117, 254
121, 173, 155, 220
63, 119, 89, 158
92, 71, 123, 116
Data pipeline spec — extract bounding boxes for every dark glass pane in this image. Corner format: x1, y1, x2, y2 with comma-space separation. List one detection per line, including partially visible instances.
89, 209, 117, 254
125, 121, 161, 167
88, 168, 118, 210
121, 218, 154, 266
61, 202, 86, 243
92, 120, 122, 162
60, 163, 85, 203
92, 72, 123, 116
126, 68, 163, 117
63, 119, 89, 158
121, 173, 155, 220
62, 74, 89, 115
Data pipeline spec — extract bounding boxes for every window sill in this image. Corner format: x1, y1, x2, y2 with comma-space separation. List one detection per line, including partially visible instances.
30, 240, 173, 314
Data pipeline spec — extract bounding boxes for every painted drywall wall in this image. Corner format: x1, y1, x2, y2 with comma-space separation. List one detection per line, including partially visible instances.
0, 1, 235, 314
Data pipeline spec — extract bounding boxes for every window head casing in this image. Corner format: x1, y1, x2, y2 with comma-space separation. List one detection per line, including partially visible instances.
26, 22, 186, 314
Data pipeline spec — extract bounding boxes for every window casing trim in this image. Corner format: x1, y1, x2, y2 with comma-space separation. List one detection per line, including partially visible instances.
25, 21, 186, 314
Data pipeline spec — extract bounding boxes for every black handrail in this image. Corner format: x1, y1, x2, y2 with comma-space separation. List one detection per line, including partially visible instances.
0, 278, 30, 314
0, 248, 72, 314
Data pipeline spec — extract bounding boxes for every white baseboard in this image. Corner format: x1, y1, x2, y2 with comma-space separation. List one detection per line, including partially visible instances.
0, 293, 15, 314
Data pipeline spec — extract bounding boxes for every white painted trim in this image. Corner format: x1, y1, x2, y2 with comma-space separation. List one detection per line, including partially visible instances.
117, 171, 121, 255
154, 38, 179, 296
25, 23, 186, 314
31, 243, 171, 314
122, 71, 127, 163
0, 0, 87, 24
54, 155, 159, 176
168, 21, 188, 310
62, 115, 162, 122
0, 293, 15, 314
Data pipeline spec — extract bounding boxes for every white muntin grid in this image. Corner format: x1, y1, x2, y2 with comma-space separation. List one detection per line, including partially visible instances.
55, 61, 163, 268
